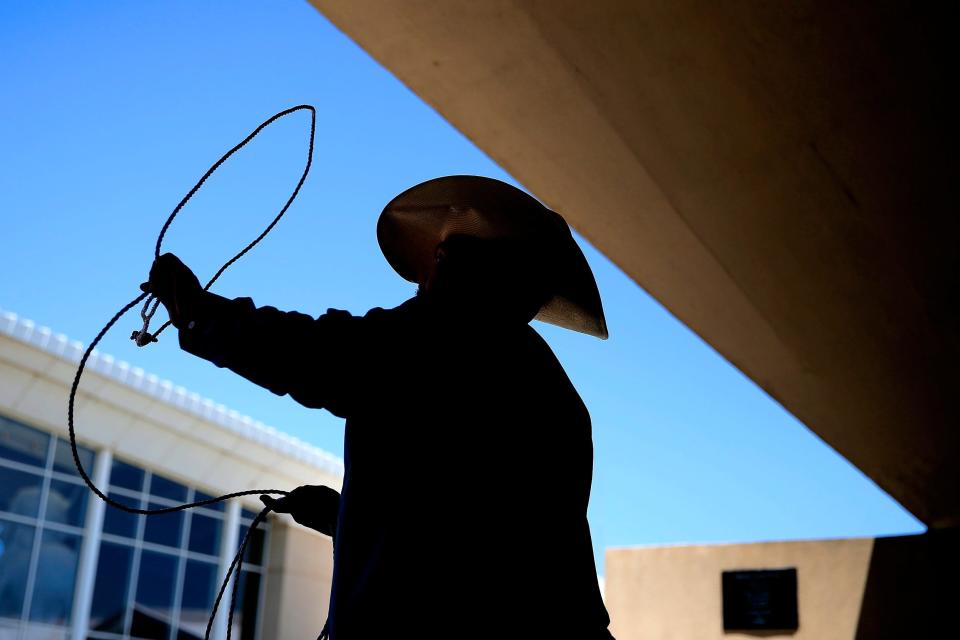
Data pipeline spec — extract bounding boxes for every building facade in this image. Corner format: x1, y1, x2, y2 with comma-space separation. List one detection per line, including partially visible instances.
0, 309, 341, 640
605, 532, 959, 639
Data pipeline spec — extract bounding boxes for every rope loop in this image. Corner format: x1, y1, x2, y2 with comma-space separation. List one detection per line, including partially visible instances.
68, 105, 317, 640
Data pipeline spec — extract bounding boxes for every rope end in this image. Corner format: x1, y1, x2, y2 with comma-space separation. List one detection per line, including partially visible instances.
130, 330, 158, 347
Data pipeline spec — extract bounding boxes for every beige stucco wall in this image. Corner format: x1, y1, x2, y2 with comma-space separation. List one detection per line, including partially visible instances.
605, 538, 874, 640
260, 522, 334, 640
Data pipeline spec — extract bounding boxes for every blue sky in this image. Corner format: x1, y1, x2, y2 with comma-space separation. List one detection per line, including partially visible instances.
0, 1, 924, 574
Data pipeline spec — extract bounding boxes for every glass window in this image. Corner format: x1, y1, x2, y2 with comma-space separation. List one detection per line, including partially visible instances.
103, 493, 141, 539
0, 519, 35, 622
52, 437, 95, 478
0, 465, 44, 517
178, 560, 217, 623
188, 513, 222, 557
28, 530, 81, 624
92, 457, 270, 639
109, 460, 145, 492
130, 613, 174, 640
194, 491, 224, 512
175, 619, 208, 639
0, 620, 20, 639
0, 422, 285, 639
0, 416, 49, 469
44, 478, 88, 528
150, 474, 187, 503
238, 523, 266, 567
89, 542, 134, 634
143, 504, 184, 549
132, 550, 179, 639
233, 571, 262, 640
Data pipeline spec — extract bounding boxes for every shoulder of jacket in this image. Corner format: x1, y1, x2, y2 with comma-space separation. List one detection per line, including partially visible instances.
314, 298, 418, 332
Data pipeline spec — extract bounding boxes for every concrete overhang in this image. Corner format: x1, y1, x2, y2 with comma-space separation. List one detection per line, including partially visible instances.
308, 1, 959, 525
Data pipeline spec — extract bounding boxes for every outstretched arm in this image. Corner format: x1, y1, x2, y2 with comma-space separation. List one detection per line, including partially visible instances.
144, 253, 366, 416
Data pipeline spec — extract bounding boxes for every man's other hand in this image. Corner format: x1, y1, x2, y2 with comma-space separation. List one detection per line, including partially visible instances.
261, 485, 341, 540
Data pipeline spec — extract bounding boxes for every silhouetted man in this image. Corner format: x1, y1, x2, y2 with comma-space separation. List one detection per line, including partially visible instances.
145, 176, 614, 639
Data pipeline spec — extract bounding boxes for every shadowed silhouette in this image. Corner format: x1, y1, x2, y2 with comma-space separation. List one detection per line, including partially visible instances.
144, 176, 615, 639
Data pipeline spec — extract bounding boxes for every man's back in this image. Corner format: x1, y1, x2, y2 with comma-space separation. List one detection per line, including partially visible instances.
180, 293, 611, 638
331, 297, 607, 638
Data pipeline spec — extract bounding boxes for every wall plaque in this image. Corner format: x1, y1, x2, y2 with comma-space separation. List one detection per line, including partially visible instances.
722, 567, 798, 631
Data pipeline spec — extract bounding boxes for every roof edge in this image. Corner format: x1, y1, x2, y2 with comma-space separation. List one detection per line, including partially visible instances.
0, 307, 344, 477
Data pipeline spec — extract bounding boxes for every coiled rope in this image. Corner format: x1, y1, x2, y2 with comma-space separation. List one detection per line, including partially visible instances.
67, 104, 316, 640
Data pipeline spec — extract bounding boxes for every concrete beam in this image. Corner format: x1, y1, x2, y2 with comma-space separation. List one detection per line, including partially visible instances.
308, 0, 960, 526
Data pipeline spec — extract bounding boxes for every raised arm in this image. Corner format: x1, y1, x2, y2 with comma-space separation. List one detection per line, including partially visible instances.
143, 253, 367, 416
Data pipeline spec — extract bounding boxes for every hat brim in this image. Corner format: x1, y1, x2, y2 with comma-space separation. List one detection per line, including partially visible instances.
377, 175, 608, 339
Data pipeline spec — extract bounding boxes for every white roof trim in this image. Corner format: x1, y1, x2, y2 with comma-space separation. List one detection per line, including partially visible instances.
0, 307, 344, 477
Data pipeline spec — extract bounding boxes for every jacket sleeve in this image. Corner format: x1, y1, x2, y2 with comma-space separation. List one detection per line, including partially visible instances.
177, 290, 369, 417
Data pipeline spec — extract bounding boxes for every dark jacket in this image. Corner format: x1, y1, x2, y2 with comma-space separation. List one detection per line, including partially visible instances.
179, 291, 613, 639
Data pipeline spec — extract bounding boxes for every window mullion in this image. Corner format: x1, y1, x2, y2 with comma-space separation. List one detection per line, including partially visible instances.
168, 489, 194, 640
70, 448, 112, 640
18, 433, 56, 626
213, 501, 241, 640
121, 472, 150, 639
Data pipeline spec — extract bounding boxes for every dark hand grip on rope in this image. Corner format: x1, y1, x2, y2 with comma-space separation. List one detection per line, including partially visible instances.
69, 104, 316, 640
261, 484, 341, 541
140, 253, 203, 329
129, 103, 317, 351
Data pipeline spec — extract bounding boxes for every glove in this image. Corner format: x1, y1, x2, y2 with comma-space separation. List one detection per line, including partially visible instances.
139, 253, 202, 329
261, 485, 341, 540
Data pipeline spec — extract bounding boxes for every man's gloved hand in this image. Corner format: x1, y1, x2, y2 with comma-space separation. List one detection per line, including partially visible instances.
261, 485, 341, 540
139, 253, 202, 329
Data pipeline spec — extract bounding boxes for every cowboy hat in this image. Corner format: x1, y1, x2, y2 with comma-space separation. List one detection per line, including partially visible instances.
377, 175, 608, 339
